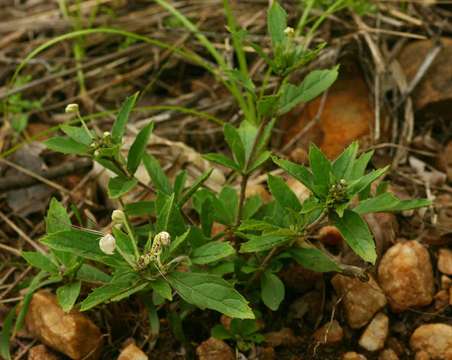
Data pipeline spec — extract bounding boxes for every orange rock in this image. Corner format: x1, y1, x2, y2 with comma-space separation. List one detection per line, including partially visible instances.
438, 248, 452, 275
280, 64, 372, 159
25, 291, 102, 360
342, 352, 367, 360
378, 349, 399, 360
245, 183, 272, 203
410, 323, 452, 359
358, 313, 389, 352
264, 328, 301, 347
28, 345, 60, 360
318, 226, 343, 246
196, 338, 234, 360
313, 320, 344, 345
117, 343, 148, 360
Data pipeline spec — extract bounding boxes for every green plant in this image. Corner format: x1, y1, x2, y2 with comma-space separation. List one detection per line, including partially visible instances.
14, 0, 430, 353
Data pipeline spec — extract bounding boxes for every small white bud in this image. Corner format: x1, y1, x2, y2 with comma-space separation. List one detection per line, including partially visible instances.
284, 27, 295, 36
339, 179, 346, 185
103, 131, 111, 138
155, 231, 171, 246
94, 150, 100, 157
65, 103, 79, 113
99, 234, 116, 255
111, 209, 125, 223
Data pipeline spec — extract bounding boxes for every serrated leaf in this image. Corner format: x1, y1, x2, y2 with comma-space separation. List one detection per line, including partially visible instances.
192, 241, 235, 264
143, 153, 172, 195
224, 123, 245, 168
261, 271, 284, 311
108, 176, 138, 198
353, 193, 432, 215
289, 247, 341, 272
203, 153, 241, 171
167, 271, 254, 319
127, 122, 154, 174
309, 143, 332, 196
267, 174, 301, 211
278, 68, 338, 114
272, 156, 314, 193
178, 169, 213, 206
332, 142, 359, 180
240, 234, 290, 253
267, 1, 287, 45
44, 136, 89, 155
76, 264, 111, 283
350, 150, 374, 180
347, 166, 389, 196
61, 125, 92, 146
332, 209, 376, 264
22, 252, 59, 273
56, 281, 81, 312
151, 278, 172, 301
46, 198, 71, 234
112, 92, 139, 143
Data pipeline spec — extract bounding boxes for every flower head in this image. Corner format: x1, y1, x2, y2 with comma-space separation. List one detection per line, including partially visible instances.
111, 209, 125, 224
65, 103, 79, 114
284, 27, 295, 36
99, 233, 116, 255
155, 231, 171, 246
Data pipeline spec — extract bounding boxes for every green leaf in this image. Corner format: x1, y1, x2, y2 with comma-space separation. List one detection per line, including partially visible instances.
248, 150, 271, 173
224, 123, 246, 168
267, 174, 301, 211
240, 234, 290, 253
151, 278, 173, 301
192, 241, 235, 264
261, 271, 284, 311
289, 247, 341, 272
112, 92, 139, 143
143, 153, 172, 195
108, 176, 138, 198
332, 209, 376, 264
124, 201, 155, 216
272, 156, 314, 192
257, 95, 279, 117
309, 143, 332, 196
46, 198, 71, 234
127, 122, 154, 174
44, 136, 89, 155
211, 324, 232, 340
0, 307, 15, 360
204, 153, 240, 171
347, 166, 389, 196
354, 193, 432, 215
60, 125, 92, 146
76, 264, 111, 284
173, 170, 187, 201
350, 150, 373, 180
22, 252, 59, 273
278, 68, 338, 114
167, 271, 254, 319
332, 142, 359, 180
267, 1, 287, 45
178, 169, 213, 206
56, 281, 81, 312
242, 195, 263, 220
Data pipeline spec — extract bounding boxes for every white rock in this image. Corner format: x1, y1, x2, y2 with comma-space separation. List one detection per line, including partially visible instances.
410, 323, 452, 359
378, 241, 434, 312
359, 313, 389, 352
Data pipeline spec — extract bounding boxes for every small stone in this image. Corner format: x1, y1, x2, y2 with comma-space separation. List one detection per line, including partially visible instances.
245, 184, 272, 203
358, 313, 389, 352
256, 347, 275, 360
288, 291, 323, 325
28, 345, 60, 360
441, 275, 452, 290
290, 147, 309, 164
318, 226, 343, 246
264, 328, 301, 347
25, 290, 102, 360
117, 343, 148, 360
450, 287, 452, 306
438, 248, 452, 275
331, 274, 387, 328
378, 349, 399, 360
410, 323, 452, 359
196, 338, 234, 360
280, 265, 321, 294
313, 320, 344, 345
414, 351, 430, 360
433, 290, 449, 310
378, 241, 434, 312
342, 352, 367, 360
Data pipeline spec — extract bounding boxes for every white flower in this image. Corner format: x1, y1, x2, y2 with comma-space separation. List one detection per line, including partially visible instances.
284, 27, 295, 36
103, 131, 111, 138
111, 209, 125, 223
65, 103, 79, 113
155, 231, 171, 246
99, 234, 116, 255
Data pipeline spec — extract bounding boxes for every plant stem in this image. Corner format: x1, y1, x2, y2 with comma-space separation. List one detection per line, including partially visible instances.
119, 198, 140, 260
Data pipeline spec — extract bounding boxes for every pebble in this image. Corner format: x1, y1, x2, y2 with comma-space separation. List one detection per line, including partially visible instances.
378, 349, 399, 360
378, 241, 434, 312
313, 320, 344, 345
331, 274, 387, 328
196, 338, 234, 360
25, 290, 102, 360
28, 345, 60, 360
117, 343, 148, 360
342, 352, 367, 360
410, 323, 452, 359
358, 313, 389, 352
438, 248, 452, 275
264, 327, 301, 347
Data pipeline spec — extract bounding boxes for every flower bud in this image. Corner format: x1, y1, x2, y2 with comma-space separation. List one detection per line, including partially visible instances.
103, 131, 111, 138
111, 209, 125, 223
155, 231, 171, 246
99, 234, 116, 255
284, 27, 295, 36
65, 103, 79, 114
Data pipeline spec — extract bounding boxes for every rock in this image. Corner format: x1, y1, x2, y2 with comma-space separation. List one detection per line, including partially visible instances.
441, 275, 452, 290
450, 287, 452, 306
28, 345, 60, 360
415, 351, 431, 360
398, 38, 452, 116
378, 349, 399, 360
280, 63, 372, 159
290, 147, 308, 164
331, 274, 387, 328
196, 338, 234, 360
318, 226, 343, 247
438, 248, 452, 275
378, 241, 434, 312
313, 320, 344, 345
410, 323, 452, 359
358, 313, 389, 352
25, 290, 102, 360
433, 290, 449, 310
117, 343, 148, 360
245, 184, 272, 203
264, 328, 301, 347
288, 291, 323, 325
342, 352, 367, 360
256, 347, 275, 360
